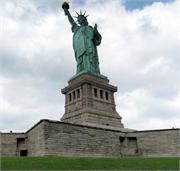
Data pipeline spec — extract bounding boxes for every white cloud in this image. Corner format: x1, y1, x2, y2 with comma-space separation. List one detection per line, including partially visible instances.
117, 89, 180, 130
0, 0, 179, 132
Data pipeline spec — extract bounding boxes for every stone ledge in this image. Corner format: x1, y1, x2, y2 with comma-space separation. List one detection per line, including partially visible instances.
26, 119, 180, 134
26, 119, 127, 134
61, 107, 122, 120
129, 128, 180, 133
62, 73, 117, 94
69, 72, 109, 83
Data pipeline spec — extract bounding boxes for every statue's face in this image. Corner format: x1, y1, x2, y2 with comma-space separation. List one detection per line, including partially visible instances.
78, 15, 88, 25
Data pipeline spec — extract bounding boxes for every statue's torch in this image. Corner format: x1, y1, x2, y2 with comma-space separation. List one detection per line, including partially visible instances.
62, 0, 70, 15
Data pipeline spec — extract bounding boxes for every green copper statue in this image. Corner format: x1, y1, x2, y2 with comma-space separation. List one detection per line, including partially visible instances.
62, 1, 101, 75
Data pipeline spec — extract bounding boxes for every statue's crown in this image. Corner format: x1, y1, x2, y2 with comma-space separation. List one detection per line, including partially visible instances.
74, 10, 89, 20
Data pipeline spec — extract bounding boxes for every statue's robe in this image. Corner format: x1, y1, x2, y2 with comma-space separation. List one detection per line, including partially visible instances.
72, 24, 101, 74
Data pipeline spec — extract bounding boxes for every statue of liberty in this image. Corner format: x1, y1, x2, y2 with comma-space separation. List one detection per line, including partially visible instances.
62, 1, 101, 75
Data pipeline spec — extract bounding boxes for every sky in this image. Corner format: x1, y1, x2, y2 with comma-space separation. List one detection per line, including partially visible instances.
0, 0, 179, 132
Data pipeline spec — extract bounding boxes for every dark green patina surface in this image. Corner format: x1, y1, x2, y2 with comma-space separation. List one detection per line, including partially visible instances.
62, 2, 102, 77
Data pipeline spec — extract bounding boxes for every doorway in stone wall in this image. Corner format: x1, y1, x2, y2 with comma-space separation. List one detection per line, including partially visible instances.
119, 136, 125, 156
20, 150, 28, 156
127, 137, 139, 156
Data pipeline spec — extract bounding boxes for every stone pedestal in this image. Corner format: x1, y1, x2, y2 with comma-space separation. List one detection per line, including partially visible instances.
61, 73, 124, 128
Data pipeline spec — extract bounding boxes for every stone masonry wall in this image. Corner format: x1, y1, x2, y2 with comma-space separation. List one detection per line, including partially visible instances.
1, 120, 179, 157
43, 120, 125, 157
61, 73, 123, 128
126, 129, 180, 157
26, 121, 46, 156
42, 121, 179, 157
0, 133, 26, 156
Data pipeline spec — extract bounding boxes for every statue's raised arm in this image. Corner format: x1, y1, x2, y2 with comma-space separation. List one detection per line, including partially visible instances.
62, 2, 76, 26
62, 1, 101, 76
62, 2, 76, 27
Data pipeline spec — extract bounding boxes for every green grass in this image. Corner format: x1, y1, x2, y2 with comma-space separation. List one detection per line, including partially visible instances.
1, 157, 179, 170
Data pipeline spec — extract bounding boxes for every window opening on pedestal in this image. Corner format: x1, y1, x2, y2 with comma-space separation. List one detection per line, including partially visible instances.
100, 90, 103, 99
69, 93, 72, 102
94, 88, 98, 97
77, 89, 80, 98
73, 91, 76, 100
105, 92, 109, 100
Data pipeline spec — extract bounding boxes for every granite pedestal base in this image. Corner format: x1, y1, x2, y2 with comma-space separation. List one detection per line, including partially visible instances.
61, 73, 124, 128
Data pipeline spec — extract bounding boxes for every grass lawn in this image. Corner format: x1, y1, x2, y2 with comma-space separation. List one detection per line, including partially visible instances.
1, 157, 179, 170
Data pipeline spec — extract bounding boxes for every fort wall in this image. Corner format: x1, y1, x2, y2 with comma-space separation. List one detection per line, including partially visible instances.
26, 121, 46, 156
127, 129, 180, 157
43, 120, 125, 157
1, 120, 179, 157
0, 133, 26, 156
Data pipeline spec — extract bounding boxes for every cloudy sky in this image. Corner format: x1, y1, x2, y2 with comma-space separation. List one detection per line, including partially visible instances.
0, 0, 179, 132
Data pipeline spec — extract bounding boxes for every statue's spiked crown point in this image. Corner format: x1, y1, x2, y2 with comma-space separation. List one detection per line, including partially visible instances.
75, 10, 89, 19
